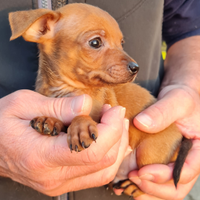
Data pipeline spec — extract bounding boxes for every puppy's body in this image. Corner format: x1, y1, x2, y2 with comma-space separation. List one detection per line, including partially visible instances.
9, 3, 191, 198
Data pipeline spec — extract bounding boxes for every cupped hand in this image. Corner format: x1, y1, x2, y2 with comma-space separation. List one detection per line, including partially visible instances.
0, 90, 129, 196
128, 85, 200, 199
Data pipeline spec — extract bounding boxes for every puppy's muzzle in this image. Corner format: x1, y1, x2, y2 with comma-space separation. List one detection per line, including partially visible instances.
128, 62, 139, 75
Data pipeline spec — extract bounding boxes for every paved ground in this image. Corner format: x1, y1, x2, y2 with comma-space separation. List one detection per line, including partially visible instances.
184, 176, 200, 200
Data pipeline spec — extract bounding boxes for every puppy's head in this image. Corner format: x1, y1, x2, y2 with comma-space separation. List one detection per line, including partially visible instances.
9, 3, 139, 88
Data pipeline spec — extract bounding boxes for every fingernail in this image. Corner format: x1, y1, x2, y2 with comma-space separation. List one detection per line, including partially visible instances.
124, 118, 129, 131
140, 174, 154, 181
105, 104, 112, 109
103, 104, 112, 111
129, 177, 141, 185
120, 107, 126, 118
71, 95, 85, 114
135, 113, 154, 128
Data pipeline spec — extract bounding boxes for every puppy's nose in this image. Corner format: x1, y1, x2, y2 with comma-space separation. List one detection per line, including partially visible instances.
128, 62, 139, 75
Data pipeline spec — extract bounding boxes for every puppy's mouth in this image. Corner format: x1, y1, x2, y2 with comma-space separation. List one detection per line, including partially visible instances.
87, 62, 139, 86
108, 62, 139, 81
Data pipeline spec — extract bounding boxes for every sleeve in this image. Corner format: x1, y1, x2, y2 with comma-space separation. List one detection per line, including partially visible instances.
163, 0, 200, 49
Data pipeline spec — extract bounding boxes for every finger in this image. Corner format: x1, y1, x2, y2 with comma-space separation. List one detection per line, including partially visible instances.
133, 88, 193, 133
58, 137, 123, 180
129, 164, 173, 184
5, 90, 92, 124
41, 106, 126, 166
113, 188, 124, 196
63, 118, 128, 179
135, 194, 163, 200
96, 118, 129, 183
43, 117, 129, 196
101, 104, 112, 115
131, 175, 198, 200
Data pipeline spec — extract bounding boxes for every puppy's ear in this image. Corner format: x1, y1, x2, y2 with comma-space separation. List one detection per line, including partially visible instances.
9, 9, 61, 43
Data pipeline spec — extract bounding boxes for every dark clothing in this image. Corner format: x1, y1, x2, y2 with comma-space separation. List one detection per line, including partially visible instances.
0, 0, 200, 200
0, 0, 38, 98
163, 0, 200, 48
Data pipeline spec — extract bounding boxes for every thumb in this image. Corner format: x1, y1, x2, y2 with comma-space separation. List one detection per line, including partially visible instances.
133, 88, 193, 133
38, 93, 93, 125
6, 90, 92, 124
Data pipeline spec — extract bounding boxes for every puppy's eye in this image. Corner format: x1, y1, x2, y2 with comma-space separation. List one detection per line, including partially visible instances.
89, 37, 102, 49
121, 39, 125, 47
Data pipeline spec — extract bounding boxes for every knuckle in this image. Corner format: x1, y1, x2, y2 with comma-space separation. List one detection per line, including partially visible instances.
47, 97, 65, 121
4, 90, 31, 109
173, 88, 194, 111
148, 104, 166, 126
36, 179, 60, 194
151, 104, 165, 119
181, 168, 198, 184
11, 90, 31, 102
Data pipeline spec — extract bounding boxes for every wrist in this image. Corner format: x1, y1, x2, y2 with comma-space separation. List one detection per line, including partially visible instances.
158, 84, 197, 106
160, 65, 200, 95
162, 36, 200, 94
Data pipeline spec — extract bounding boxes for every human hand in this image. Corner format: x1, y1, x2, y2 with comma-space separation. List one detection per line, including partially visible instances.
126, 85, 200, 199
0, 90, 129, 196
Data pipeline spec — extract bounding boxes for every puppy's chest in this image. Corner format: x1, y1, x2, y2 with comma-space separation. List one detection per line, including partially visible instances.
52, 87, 119, 122
91, 88, 119, 122
56, 87, 118, 106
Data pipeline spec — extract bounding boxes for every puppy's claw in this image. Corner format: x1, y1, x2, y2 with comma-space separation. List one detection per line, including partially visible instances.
35, 125, 42, 133
81, 142, 90, 149
91, 133, 97, 142
43, 122, 51, 135
30, 119, 35, 129
52, 127, 58, 136
30, 116, 64, 136
70, 144, 73, 153
75, 145, 78, 152
81, 141, 86, 149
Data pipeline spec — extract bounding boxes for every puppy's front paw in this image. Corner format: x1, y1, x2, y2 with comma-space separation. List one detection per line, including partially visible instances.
67, 115, 98, 152
30, 116, 66, 136
113, 179, 144, 198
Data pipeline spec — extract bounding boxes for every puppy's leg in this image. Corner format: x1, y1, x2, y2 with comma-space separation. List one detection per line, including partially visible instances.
115, 124, 183, 198
113, 179, 144, 198
30, 117, 66, 136
67, 115, 98, 152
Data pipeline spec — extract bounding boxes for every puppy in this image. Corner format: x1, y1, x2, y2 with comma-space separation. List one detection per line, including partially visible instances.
9, 3, 192, 198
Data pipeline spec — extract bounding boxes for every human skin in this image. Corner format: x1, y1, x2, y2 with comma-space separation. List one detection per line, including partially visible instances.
0, 90, 129, 196
127, 36, 200, 199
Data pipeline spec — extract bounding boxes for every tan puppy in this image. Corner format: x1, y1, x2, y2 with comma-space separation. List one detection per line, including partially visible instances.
9, 3, 192, 198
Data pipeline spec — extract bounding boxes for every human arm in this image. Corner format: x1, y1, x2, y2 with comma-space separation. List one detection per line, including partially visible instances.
129, 35, 200, 200
0, 90, 129, 196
